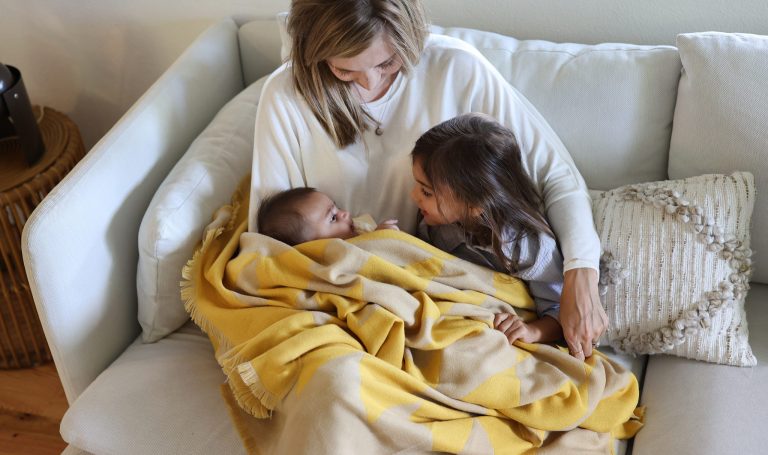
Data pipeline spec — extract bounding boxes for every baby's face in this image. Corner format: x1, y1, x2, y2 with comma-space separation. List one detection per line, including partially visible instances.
296, 192, 357, 240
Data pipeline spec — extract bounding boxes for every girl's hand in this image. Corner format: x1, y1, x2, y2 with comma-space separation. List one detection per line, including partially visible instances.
376, 219, 400, 231
494, 312, 536, 344
560, 267, 607, 360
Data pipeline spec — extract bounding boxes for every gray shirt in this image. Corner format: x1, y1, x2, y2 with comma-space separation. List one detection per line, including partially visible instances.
417, 220, 563, 320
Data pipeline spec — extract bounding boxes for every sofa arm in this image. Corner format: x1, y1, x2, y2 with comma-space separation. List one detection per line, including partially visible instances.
22, 18, 245, 403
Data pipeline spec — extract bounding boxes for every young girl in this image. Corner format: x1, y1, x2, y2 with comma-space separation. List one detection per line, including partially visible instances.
411, 113, 564, 344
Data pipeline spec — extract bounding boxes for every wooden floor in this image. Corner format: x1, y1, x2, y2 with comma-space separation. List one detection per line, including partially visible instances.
0, 362, 68, 455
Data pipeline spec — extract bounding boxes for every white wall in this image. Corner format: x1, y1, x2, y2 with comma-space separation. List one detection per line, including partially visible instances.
0, 0, 290, 148
2, 0, 768, 150
427, 0, 768, 45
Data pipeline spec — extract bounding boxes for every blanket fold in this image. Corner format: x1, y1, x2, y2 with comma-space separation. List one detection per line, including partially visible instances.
183, 177, 642, 454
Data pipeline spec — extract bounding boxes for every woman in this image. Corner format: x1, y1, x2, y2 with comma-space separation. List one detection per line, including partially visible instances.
248, 0, 606, 359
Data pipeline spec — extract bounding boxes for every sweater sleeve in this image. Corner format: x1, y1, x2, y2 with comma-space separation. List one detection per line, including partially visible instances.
248, 68, 308, 232
460, 47, 600, 272
511, 233, 564, 320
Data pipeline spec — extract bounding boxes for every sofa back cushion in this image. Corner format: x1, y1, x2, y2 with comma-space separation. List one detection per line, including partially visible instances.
430, 26, 682, 191
668, 32, 768, 283
238, 18, 285, 86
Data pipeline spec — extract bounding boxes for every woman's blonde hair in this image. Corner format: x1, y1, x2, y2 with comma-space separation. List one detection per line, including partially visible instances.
288, 0, 428, 148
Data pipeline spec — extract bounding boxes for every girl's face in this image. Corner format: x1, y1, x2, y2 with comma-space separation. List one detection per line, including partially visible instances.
410, 159, 468, 225
326, 31, 402, 102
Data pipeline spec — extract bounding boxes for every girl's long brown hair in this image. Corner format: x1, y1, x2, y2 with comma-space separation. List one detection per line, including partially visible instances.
288, 0, 428, 148
412, 113, 554, 273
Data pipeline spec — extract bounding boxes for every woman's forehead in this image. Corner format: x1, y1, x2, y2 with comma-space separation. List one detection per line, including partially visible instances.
327, 32, 394, 71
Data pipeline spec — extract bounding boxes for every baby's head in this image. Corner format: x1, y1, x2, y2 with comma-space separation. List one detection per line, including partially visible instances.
256, 187, 356, 245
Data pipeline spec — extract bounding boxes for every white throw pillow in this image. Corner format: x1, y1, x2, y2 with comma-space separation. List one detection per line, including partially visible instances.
275, 15, 681, 190
137, 78, 266, 342
668, 32, 768, 284
594, 172, 756, 366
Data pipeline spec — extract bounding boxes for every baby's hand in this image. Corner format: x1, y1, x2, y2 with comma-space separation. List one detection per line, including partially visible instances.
494, 312, 536, 344
376, 219, 400, 231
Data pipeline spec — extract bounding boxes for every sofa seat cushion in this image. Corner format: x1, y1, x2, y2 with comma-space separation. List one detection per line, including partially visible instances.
60, 323, 646, 455
60, 322, 244, 455
634, 282, 768, 455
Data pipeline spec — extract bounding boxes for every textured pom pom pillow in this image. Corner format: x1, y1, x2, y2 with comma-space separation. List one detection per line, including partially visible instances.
593, 172, 756, 366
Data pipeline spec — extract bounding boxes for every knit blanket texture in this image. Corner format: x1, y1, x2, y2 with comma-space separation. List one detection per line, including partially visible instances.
182, 178, 642, 454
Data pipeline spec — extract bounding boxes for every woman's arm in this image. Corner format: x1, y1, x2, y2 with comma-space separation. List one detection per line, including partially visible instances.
543, 197, 608, 359
560, 268, 607, 359
463, 48, 606, 357
249, 69, 308, 231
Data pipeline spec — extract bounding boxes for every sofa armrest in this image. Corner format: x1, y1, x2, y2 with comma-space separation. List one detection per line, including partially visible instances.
22, 18, 245, 403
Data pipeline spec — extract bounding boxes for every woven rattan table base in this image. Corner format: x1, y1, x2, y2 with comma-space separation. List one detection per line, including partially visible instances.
0, 106, 85, 368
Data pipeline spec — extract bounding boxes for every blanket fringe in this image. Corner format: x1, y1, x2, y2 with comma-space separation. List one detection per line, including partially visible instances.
181, 223, 226, 339
239, 362, 282, 410
226, 363, 275, 419
181, 174, 249, 355
181, 174, 248, 341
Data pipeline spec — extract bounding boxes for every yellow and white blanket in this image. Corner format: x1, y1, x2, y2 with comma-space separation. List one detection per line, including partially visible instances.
183, 179, 643, 454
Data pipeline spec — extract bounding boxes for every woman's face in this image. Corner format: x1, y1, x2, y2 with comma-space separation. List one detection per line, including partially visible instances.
326, 31, 402, 101
410, 159, 467, 226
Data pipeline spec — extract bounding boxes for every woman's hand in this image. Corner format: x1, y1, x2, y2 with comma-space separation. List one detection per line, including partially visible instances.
560, 267, 607, 360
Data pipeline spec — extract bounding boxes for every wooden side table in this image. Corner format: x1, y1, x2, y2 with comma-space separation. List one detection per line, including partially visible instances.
0, 106, 85, 368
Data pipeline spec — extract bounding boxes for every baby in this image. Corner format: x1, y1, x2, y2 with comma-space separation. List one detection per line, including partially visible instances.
256, 187, 399, 245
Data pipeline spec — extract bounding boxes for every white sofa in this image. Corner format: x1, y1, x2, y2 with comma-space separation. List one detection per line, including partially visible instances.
22, 15, 768, 455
